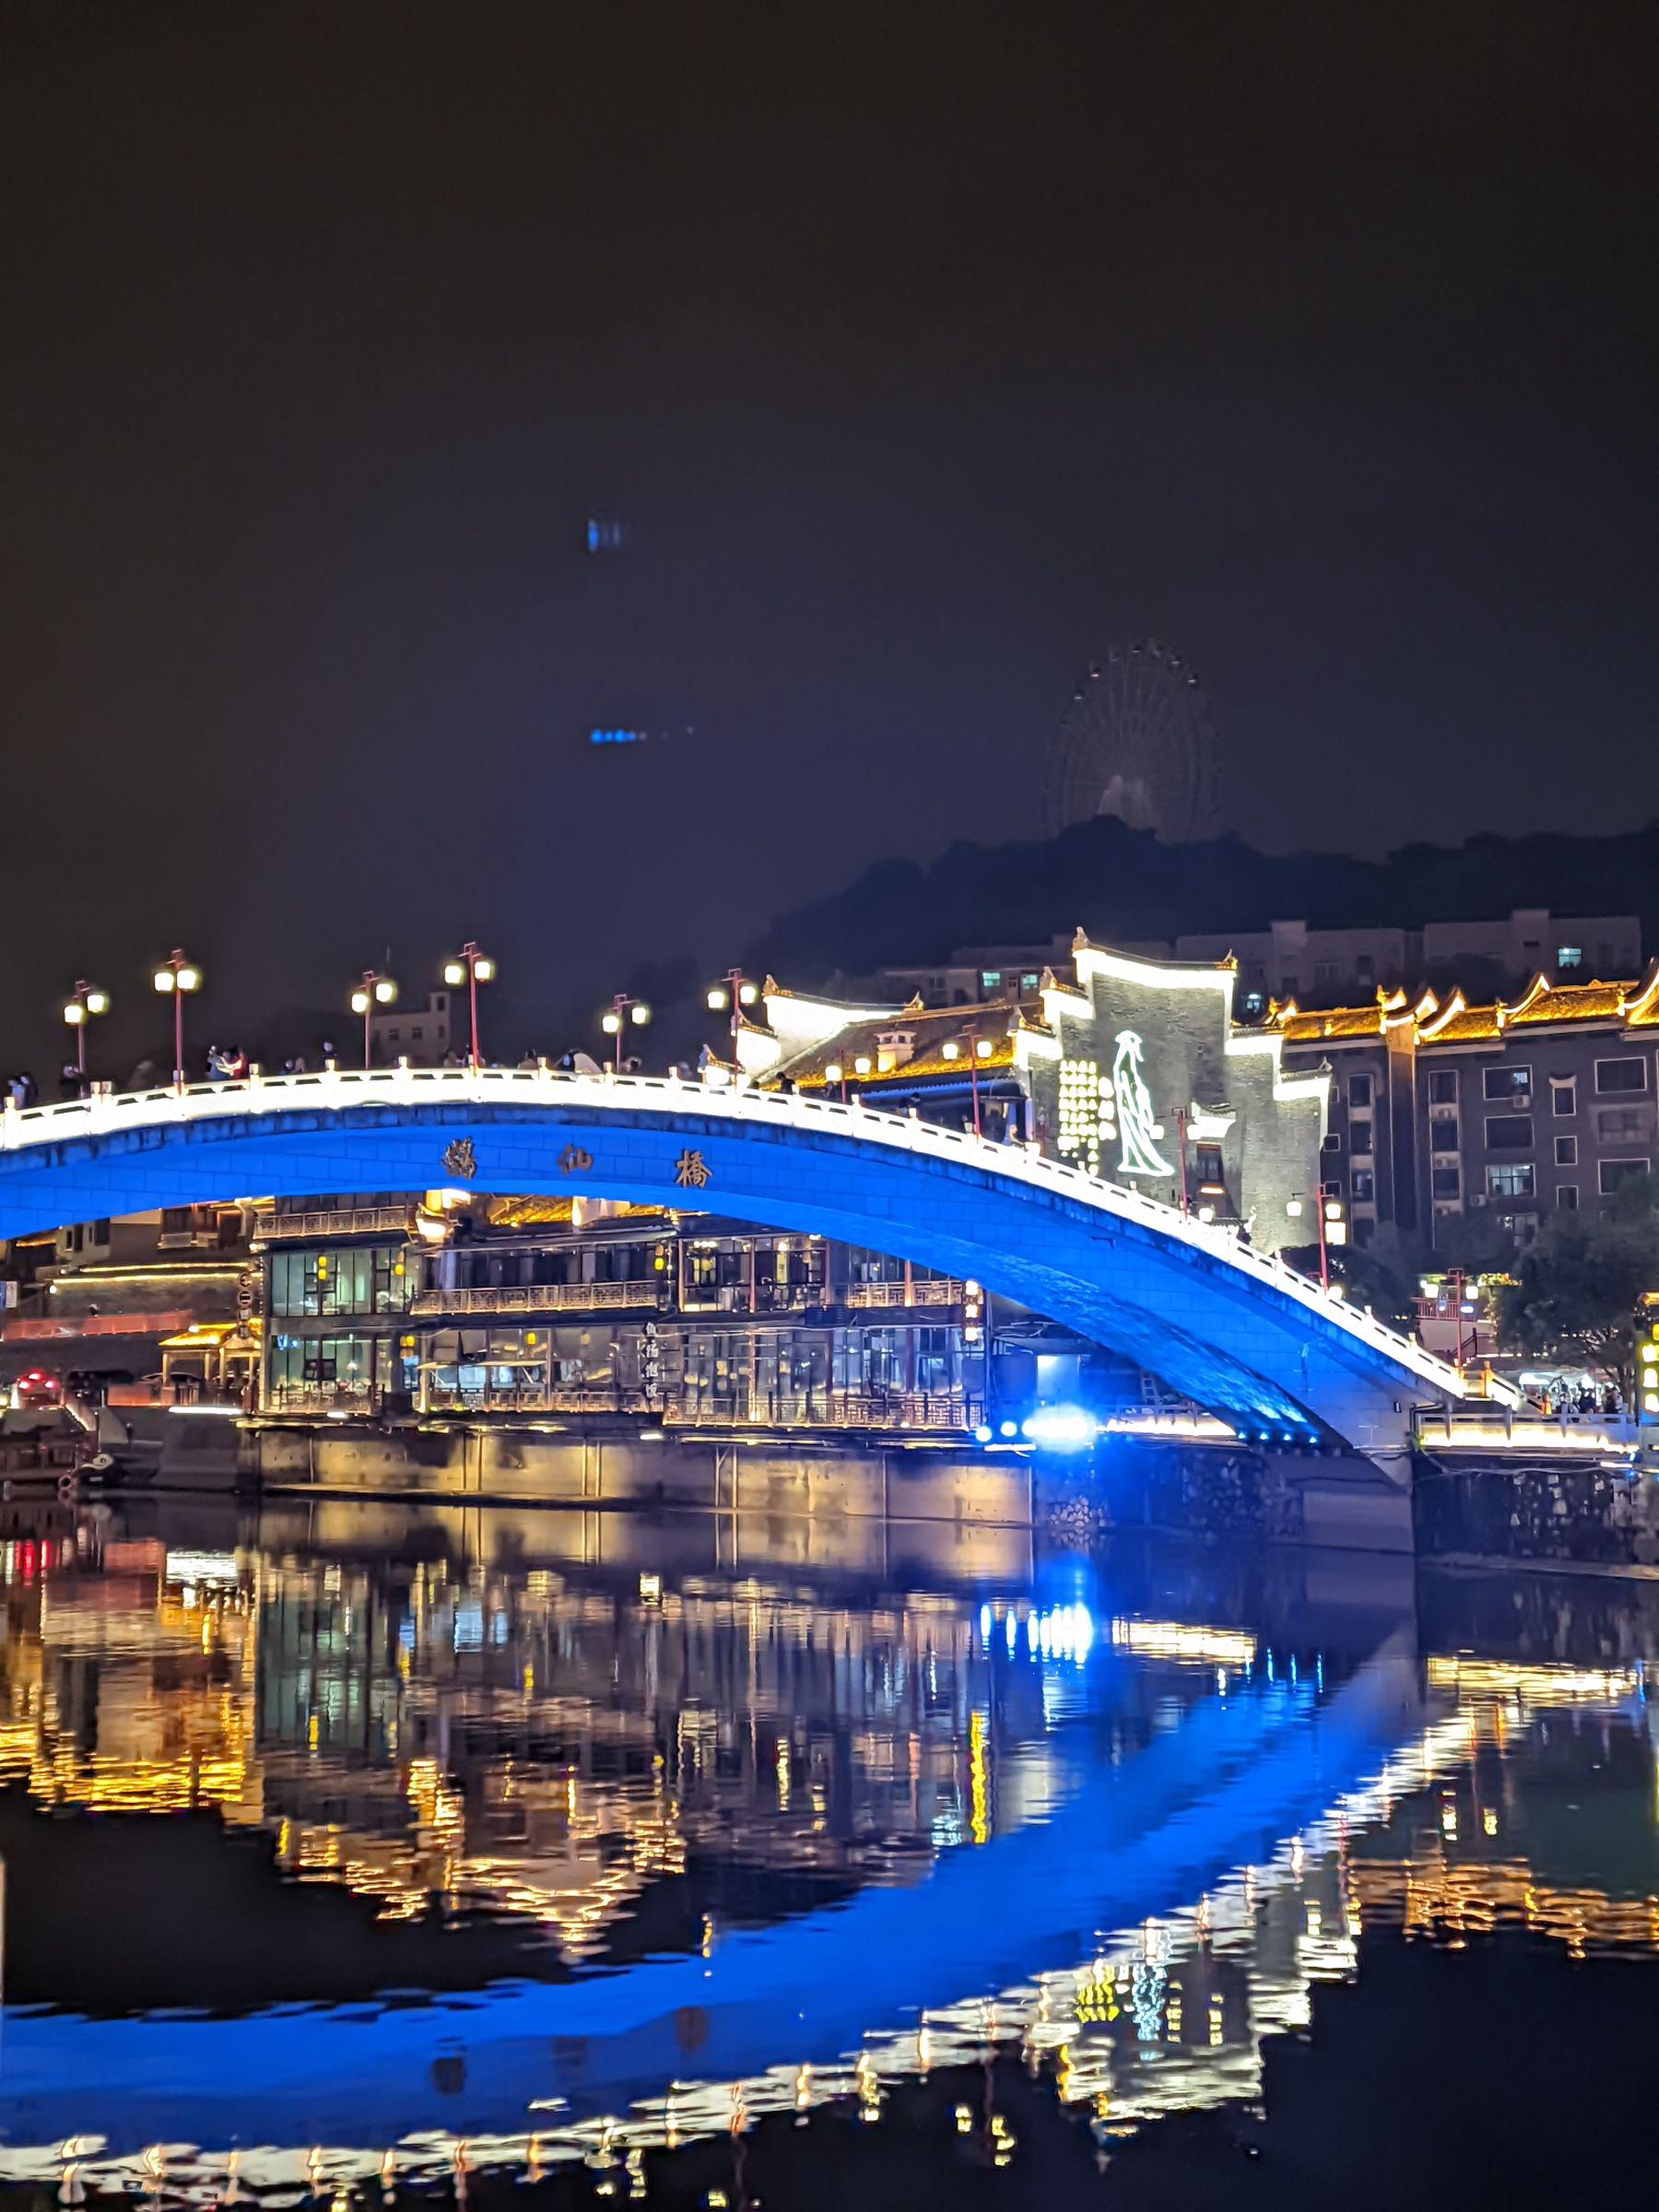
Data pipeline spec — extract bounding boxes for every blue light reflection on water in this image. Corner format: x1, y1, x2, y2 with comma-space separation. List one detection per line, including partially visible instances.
0, 1560, 1408, 2156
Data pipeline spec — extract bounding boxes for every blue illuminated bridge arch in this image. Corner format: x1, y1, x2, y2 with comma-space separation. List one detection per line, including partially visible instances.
0, 1067, 1496, 1453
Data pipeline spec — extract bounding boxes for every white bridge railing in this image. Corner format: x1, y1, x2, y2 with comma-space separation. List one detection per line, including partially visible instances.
0, 1062, 1505, 1405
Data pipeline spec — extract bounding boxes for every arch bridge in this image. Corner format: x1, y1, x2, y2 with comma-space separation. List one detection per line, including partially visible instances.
0, 1066, 1503, 1456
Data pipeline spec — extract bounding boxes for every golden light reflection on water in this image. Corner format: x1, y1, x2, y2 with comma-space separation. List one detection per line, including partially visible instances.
0, 1519, 1653, 2199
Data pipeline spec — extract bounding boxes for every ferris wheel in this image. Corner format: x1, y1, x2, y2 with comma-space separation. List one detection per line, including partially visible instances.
1041, 641, 1219, 842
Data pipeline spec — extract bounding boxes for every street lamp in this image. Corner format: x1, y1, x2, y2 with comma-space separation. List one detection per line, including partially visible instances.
1288, 1191, 1346, 1292
62, 981, 110, 1080
824, 1060, 847, 1103
706, 970, 760, 1067
348, 970, 398, 1069
944, 1033, 996, 1135
601, 994, 651, 1074
152, 949, 202, 1091
441, 943, 495, 1070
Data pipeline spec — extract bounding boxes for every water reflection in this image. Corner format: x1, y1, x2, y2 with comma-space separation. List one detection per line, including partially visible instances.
0, 1498, 1650, 2200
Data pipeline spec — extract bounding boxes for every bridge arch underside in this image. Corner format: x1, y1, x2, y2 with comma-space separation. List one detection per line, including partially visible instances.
0, 1102, 1424, 1453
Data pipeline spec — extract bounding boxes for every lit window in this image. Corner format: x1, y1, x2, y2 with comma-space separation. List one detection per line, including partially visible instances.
1557, 946, 1583, 969
1486, 1163, 1535, 1199
1483, 1065, 1532, 1102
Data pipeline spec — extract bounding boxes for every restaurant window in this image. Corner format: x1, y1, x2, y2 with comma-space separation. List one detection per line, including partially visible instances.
914, 1326, 954, 1394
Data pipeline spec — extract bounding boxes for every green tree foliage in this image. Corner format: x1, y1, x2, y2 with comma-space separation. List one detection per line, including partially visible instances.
1498, 1182, 1659, 1399
1282, 1233, 1419, 1334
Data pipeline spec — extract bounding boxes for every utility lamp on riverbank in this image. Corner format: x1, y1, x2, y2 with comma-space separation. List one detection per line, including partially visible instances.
441, 944, 495, 1071
152, 950, 201, 1091
62, 981, 110, 1078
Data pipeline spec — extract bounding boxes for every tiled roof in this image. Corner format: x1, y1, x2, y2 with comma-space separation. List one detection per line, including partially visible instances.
764, 995, 1039, 1094
1271, 1005, 1388, 1044
485, 1196, 670, 1229
1420, 1003, 1503, 1042
1504, 981, 1626, 1026
1268, 967, 1657, 1048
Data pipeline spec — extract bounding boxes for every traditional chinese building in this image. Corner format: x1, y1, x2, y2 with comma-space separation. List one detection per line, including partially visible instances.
252, 1191, 1006, 1434
1270, 965, 1659, 1247
745, 935, 1328, 1254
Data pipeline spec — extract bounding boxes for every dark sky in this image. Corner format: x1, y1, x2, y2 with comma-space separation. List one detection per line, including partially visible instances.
2, 1, 1654, 1068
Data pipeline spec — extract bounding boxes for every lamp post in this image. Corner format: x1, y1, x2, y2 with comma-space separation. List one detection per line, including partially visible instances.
824, 1060, 847, 1103
1321, 1193, 1347, 1292
441, 943, 496, 1071
951, 1034, 994, 1135
152, 949, 202, 1092
62, 981, 110, 1080
601, 994, 651, 1075
706, 970, 760, 1068
348, 970, 398, 1069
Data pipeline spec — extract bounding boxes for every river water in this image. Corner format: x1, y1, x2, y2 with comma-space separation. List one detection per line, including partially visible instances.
0, 1491, 1653, 2208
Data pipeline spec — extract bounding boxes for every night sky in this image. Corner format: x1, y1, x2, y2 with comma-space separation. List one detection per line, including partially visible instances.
2, 2, 1654, 1069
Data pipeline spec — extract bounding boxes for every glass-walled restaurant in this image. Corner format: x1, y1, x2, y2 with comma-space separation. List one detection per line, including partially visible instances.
253, 1199, 986, 1435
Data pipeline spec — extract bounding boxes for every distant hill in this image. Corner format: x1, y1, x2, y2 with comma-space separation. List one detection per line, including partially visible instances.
746, 818, 1659, 986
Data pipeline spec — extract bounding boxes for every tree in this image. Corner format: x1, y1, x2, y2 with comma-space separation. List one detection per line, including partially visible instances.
1283, 1235, 1418, 1334
1498, 1181, 1659, 1400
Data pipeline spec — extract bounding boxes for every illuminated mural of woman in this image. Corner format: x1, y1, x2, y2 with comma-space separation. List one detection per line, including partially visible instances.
1111, 1030, 1173, 1177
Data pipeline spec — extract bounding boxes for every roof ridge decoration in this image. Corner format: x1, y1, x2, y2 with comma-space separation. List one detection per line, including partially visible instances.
1416, 988, 1469, 1041
1621, 958, 1659, 1022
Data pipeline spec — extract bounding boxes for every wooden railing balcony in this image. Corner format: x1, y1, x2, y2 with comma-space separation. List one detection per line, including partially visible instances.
409, 1279, 662, 1318
844, 1277, 964, 1310
665, 1389, 980, 1432
253, 1205, 418, 1243
265, 1384, 377, 1415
